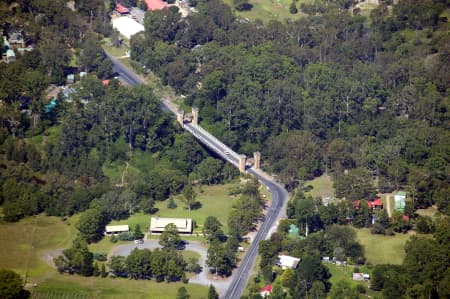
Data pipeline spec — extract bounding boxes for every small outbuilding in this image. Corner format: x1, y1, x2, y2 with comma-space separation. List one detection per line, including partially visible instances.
288, 224, 299, 239
66, 74, 75, 84
150, 217, 193, 234
276, 255, 301, 269
394, 191, 406, 211
353, 272, 370, 281
105, 225, 130, 235
6, 49, 15, 63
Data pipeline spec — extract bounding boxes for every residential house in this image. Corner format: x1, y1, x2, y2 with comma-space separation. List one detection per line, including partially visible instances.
276, 255, 301, 269
145, 0, 169, 10
8, 31, 24, 47
260, 285, 273, 298
116, 3, 130, 14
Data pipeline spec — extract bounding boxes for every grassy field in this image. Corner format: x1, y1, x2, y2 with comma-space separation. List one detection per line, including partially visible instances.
355, 228, 411, 265
0, 213, 209, 298
154, 183, 238, 234
304, 174, 334, 199
416, 206, 440, 218
0, 214, 78, 280
223, 0, 312, 23
105, 182, 238, 236
102, 38, 130, 58
31, 275, 208, 299
326, 263, 371, 287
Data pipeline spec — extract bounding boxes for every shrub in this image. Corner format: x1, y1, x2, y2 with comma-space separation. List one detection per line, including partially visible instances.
289, 1, 298, 14
415, 215, 435, 234
167, 197, 177, 209
385, 228, 395, 236
356, 284, 366, 294
94, 252, 107, 261
371, 223, 386, 235
119, 232, 135, 241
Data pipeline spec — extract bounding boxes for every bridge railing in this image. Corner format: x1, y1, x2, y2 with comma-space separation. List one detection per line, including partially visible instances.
184, 124, 239, 168
187, 123, 240, 160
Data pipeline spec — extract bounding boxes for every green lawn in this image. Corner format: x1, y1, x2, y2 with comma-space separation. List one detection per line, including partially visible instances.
326, 263, 379, 297
154, 183, 238, 234
0, 214, 78, 280
105, 182, 238, 236
32, 275, 207, 299
416, 206, 440, 219
102, 39, 130, 58
0, 213, 209, 298
223, 0, 312, 23
304, 174, 334, 199
355, 228, 411, 265
109, 212, 151, 233
182, 250, 201, 261
326, 263, 370, 288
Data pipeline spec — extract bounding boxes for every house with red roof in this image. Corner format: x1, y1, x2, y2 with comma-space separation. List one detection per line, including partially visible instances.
368, 198, 383, 209
116, 3, 130, 14
260, 285, 273, 298
145, 0, 169, 10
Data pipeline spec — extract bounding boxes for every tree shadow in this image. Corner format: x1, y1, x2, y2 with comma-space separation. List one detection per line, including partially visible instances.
190, 201, 202, 210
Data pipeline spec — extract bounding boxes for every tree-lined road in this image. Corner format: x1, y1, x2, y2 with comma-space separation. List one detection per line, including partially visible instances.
107, 54, 289, 298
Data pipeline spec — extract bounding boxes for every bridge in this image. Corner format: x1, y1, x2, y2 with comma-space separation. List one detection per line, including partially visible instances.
177, 108, 260, 173
108, 53, 289, 299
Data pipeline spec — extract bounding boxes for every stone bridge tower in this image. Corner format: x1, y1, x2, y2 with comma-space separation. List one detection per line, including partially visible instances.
192, 107, 199, 125
239, 155, 246, 173
253, 151, 261, 169
177, 110, 184, 126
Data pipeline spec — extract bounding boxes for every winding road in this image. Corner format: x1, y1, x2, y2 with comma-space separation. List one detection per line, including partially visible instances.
106, 52, 290, 298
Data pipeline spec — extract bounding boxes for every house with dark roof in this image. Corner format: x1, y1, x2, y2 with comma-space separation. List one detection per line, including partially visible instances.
8, 31, 24, 47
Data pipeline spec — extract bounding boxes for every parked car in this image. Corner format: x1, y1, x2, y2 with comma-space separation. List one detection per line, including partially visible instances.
134, 239, 144, 244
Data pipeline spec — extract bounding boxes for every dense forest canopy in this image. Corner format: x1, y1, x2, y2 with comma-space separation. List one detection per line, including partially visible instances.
0, 0, 447, 218
0, 0, 448, 297
131, 0, 449, 214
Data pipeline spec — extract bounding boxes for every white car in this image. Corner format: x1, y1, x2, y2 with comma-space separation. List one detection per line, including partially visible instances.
134, 239, 144, 244
224, 150, 230, 155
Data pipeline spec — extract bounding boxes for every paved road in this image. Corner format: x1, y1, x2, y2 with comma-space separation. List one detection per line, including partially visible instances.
224, 170, 288, 299
107, 54, 290, 299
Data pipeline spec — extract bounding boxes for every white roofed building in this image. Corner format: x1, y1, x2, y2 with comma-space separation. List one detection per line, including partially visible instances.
276, 255, 301, 269
105, 224, 130, 235
112, 17, 144, 39
150, 217, 193, 234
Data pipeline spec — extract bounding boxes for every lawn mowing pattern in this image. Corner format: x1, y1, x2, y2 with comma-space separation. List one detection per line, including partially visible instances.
0, 214, 78, 279
32, 276, 208, 299
32, 290, 89, 299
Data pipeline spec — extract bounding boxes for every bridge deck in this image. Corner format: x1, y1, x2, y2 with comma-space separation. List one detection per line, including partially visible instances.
183, 123, 240, 168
